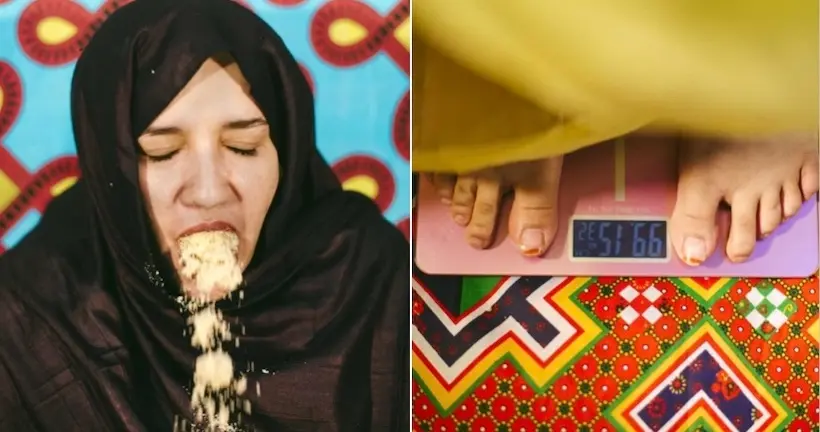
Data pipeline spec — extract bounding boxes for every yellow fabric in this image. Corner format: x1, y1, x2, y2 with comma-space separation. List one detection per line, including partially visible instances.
412, 0, 819, 173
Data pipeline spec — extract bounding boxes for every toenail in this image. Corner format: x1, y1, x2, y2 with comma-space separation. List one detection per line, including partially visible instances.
519, 229, 546, 257
468, 237, 485, 249
453, 215, 467, 225
682, 236, 706, 266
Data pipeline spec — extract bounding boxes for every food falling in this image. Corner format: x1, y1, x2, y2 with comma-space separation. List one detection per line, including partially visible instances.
177, 230, 252, 431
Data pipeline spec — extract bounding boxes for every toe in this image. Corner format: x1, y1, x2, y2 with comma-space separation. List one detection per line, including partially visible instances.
757, 188, 782, 237
800, 158, 819, 200
670, 176, 720, 266
726, 192, 759, 262
450, 175, 477, 226
432, 173, 457, 204
781, 181, 803, 218
465, 177, 502, 249
507, 157, 563, 257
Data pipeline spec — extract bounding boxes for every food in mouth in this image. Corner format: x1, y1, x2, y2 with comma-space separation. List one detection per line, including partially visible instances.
178, 230, 243, 301
177, 229, 250, 431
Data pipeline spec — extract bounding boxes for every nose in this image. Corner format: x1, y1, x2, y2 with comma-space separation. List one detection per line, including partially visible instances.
180, 140, 234, 210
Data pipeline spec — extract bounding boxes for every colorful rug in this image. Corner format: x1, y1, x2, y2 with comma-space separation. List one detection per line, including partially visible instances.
412, 271, 819, 431
0, 0, 410, 252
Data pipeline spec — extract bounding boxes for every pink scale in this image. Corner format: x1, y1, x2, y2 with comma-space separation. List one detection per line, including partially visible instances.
415, 136, 819, 277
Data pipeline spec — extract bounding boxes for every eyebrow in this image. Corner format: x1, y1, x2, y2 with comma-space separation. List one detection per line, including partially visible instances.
224, 118, 268, 130
142, 126, 181, 137
142, 118, 268, 136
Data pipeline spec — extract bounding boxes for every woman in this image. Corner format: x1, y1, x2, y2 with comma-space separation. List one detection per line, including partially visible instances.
0, 0, 409, 431
413, 0, 818, 264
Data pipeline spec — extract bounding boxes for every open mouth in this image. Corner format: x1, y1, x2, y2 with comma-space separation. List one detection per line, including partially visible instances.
178, 221, 237, 239
177, 229, 243, 302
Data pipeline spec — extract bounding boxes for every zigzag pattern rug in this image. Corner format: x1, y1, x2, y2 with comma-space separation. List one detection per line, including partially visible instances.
412, 270, 819, 431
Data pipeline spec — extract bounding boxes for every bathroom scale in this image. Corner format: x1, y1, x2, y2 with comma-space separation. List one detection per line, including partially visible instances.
414, 136, 819, 277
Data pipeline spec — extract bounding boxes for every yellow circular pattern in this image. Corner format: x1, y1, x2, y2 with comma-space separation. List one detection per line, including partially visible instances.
328, 19, 367, 46
50, 177, 77, 197
36, 17, 78, 46
342, 175, 378, 199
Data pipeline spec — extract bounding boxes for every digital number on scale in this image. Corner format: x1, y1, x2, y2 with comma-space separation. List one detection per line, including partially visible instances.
571, 219, 668, 259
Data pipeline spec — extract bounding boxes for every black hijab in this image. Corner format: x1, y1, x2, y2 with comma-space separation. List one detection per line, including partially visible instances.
0, 0, 409, 430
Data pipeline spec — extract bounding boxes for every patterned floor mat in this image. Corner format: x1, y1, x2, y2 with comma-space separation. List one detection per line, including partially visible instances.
412, 271, 819, 431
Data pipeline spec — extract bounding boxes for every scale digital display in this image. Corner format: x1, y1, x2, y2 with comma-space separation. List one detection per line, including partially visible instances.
571, 218, 669, 260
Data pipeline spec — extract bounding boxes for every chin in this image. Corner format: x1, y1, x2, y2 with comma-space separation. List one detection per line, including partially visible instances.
236, 251, 250, 271
237, 241, 256, 270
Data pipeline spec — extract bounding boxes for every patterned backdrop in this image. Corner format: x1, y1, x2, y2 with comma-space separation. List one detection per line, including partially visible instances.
0, 0, 410, 254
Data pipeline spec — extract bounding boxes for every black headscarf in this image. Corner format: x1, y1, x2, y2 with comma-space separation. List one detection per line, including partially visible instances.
0, 0, 409, 430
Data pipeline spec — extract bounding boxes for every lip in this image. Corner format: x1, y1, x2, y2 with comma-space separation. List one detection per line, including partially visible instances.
178, 221, 237, 239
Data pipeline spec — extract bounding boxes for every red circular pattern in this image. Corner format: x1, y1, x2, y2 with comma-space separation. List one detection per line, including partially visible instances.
299, 62, 315, 94
0, 61, 23, 138
391, 90, 409, 162
309, 0, 408, 73
331, 154, 395, 212
17, 0, 92, 66
0, 156, 80, 239
267, 0, 306, 5
396, 217, 409, 240
310, 0, 380, 68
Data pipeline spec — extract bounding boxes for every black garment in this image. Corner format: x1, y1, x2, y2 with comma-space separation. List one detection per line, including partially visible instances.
0, 0, 409, 430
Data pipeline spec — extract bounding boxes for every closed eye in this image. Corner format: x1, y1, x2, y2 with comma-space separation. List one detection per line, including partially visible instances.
229, 147, 257, 156
142, 146, 257, 162
142, 149, 180, 163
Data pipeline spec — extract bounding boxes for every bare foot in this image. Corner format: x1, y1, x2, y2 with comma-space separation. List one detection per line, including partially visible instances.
427, 171, 505, 250
426, 157, 564, 257
671, 132, 818, 265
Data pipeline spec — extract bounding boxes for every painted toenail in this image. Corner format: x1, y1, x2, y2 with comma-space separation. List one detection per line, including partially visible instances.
520, 229, 546, 257
453, 215, 467, 225
682, 236, 706, 266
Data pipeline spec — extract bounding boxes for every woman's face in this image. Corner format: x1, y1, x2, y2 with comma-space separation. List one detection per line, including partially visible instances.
137, 58, 279, 293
